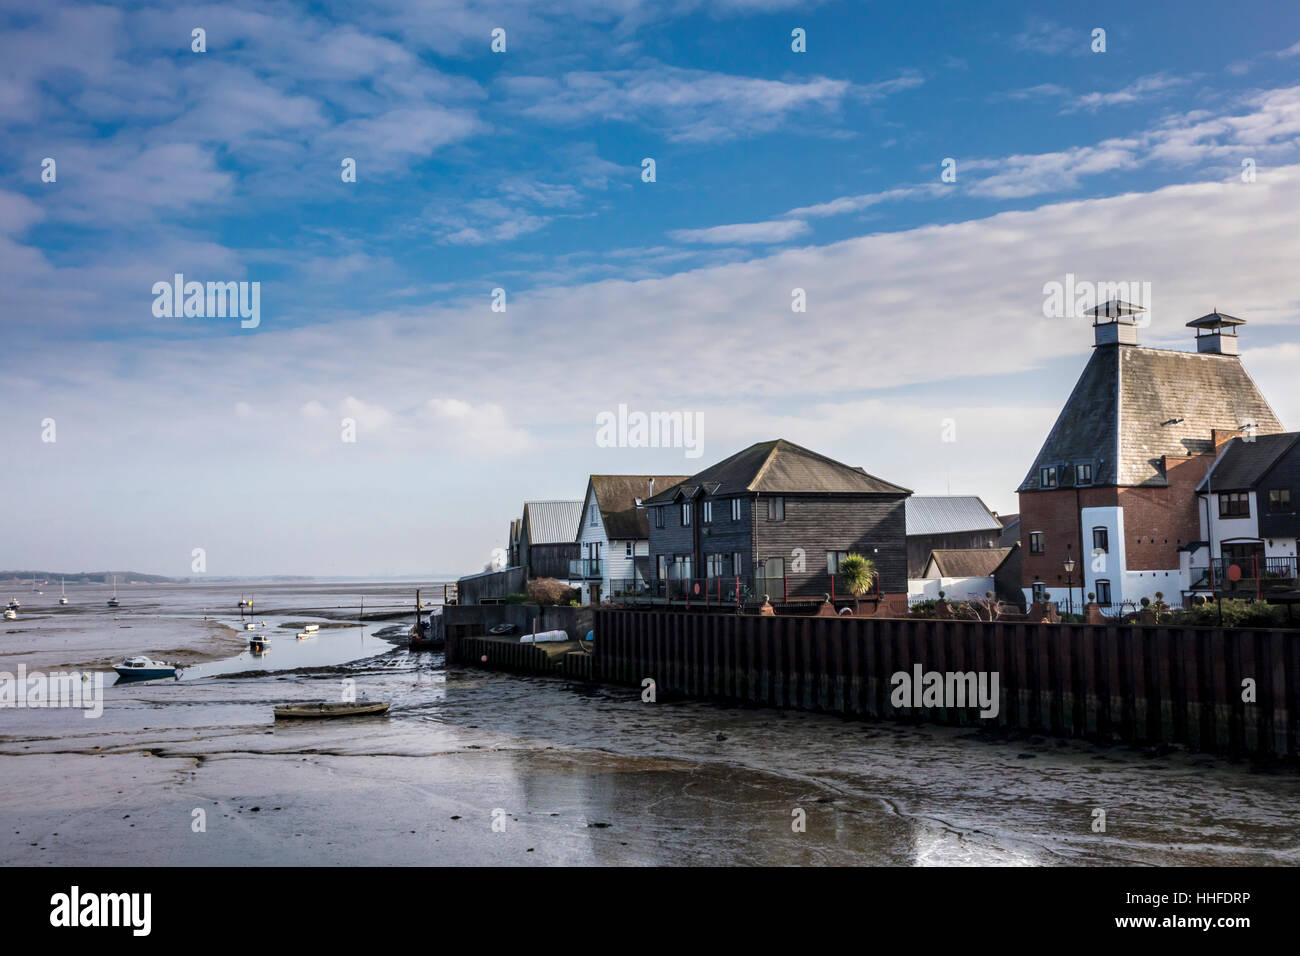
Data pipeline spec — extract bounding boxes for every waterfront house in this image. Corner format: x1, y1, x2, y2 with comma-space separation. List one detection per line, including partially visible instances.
1183, 431, 1300, 595
904, 496, 1004, 577
1018, 306, 1284, 610
518, 500, 583, 581
641, 439, 911, 602
912, 545, 1022, 608
573, 475, 690, 604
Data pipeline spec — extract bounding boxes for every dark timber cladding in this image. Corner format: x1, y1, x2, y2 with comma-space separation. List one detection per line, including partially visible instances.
643, 438, 911, 595
583, 609, 1300, 759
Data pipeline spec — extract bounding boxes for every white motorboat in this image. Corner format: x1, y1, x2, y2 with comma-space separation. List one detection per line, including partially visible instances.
249, 633, 271, 649
244, 621, 257, 630
3, 609, 15, 621
302, 624, 319, 633
114, 656, 179, 681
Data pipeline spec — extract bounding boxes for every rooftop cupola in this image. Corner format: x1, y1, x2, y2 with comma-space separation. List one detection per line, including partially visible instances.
1088, 299, 1146, 347
1187, 309, 1245, 356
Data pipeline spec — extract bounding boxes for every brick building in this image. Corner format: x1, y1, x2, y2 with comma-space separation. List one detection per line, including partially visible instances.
1018, 305, 1284, 610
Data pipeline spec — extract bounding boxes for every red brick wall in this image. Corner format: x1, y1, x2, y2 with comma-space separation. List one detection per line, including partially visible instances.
1116, 454, 1211, 570
1018, 453, 1214, 588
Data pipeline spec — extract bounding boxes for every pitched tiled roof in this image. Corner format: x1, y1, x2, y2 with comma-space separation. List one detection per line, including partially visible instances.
522, 500, 583, 545
1020, 344, 1284, 491
646, 439, 910, 503
1197, 432, 1300, 492
586, 475, 691, 540
924, 548, 1013, 578
905, 496, 1001, 536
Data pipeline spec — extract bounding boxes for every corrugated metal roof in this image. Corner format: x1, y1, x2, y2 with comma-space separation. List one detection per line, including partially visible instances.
905, 496, 1001, 536
522, 500, 583, 545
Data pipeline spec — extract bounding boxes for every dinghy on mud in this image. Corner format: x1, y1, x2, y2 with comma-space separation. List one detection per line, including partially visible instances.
273, 700, 390, 719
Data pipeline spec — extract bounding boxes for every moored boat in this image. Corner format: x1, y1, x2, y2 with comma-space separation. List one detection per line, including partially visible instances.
274, 700, 390, 719
114, 656, 179, 681
3, 609, 15, 620
302, 623, 319, 633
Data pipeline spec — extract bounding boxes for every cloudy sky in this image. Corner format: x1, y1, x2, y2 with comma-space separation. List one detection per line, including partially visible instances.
3, 0, 1299, 577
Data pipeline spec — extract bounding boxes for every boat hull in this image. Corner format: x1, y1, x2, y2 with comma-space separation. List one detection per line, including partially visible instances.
274, 701, 390, 719
114, 667, 177, 681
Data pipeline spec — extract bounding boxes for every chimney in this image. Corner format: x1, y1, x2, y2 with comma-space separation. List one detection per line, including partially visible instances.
1088, 299, 1145, 347
648, 477, 655, 498
1187, 309, 1244, 356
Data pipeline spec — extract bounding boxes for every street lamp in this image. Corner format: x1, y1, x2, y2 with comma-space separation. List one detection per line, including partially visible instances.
1063, 556, 1076, 615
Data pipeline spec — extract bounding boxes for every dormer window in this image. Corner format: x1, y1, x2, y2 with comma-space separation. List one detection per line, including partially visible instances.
1075, 463, 1093, 485
682, 502, 692, 526
1040, 466, 1058, 488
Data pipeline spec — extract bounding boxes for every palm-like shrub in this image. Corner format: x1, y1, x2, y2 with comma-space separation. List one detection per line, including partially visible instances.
837, 553, 877, 597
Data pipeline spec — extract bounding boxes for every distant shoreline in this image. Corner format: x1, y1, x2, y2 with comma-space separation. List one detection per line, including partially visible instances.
0, 572, 463, 585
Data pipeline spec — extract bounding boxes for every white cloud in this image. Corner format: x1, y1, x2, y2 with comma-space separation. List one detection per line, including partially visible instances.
670, 219, 810, 244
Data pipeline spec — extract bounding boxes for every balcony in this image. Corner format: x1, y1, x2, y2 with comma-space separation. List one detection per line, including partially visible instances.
1190, 557, 1299, 594
568, 557, 603, 580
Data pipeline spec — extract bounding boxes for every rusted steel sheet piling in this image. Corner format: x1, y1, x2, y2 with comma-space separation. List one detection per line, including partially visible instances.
587, 610, 1299, 759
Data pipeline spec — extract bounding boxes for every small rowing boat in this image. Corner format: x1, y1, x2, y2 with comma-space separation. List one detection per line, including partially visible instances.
273, 700, 390, 719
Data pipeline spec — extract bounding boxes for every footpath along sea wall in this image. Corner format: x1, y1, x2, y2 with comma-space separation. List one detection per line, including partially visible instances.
447, 608, 1299, 759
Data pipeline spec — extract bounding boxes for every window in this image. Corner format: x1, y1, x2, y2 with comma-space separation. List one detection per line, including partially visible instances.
1095, 580, 1112, 606
732, 552, 745, 576
703, 500, 713, 524
731, 498, 742, 521
654, 506, 664, 529
826, 551, 850, 574
1268, 489, 1293, 514
657, 555, 668, 581
706, 554, 725, 578
625, 541, 633, 557
1032, 582, 1047, 603
1076, 463, 1093, 485
767, 496, 785, 521
1030, 531, 1045, 554
1040, 466, 1057, 488
1092, 527, 1109, 553
682, 502, 692, 526
1219, 492, 1250, 518
589, 503, 599, 527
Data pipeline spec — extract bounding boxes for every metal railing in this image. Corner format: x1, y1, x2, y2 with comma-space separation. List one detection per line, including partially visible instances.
1192, 556, 1299, 595
606, 572, 881, 607
568, 558, 603, 580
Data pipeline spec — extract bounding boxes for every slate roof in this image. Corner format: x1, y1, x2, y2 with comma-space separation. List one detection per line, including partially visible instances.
923, 548, 1014, 578
521, 500, 583, 545
1019, 344, 1284, 491
905, 496, 1002, 537
584, 475, 691, 540
645, 439, 911, 504
1197, 432, 1300, 492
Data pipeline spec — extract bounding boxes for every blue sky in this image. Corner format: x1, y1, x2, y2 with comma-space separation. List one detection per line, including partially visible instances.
3, 0, 1300, 577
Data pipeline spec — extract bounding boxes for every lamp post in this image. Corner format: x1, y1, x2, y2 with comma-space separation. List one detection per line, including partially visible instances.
1063, 556, 1076, 616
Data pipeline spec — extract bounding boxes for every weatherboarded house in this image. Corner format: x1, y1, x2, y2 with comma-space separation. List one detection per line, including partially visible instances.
644, 439, 911, 599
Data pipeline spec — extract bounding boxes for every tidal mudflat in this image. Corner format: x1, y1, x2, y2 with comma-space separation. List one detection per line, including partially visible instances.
2, 628, 1298, 866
